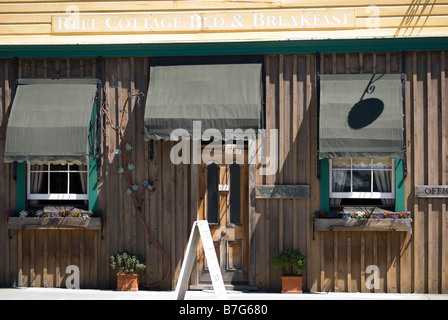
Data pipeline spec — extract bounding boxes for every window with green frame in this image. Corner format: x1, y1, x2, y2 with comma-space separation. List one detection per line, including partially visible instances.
15, 105, 98, 212
15, 156, 98, 212
320, 157, 405, 213
318, 73, 405, 213
4, 78, 100, 213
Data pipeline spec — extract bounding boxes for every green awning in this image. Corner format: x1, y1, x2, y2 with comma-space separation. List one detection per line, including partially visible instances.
4, 78, 97, 163
319, 74, 404, 159
144, 58, 262, 141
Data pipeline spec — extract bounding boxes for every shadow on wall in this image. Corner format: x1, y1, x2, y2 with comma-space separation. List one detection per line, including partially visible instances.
394, 0, 436, 36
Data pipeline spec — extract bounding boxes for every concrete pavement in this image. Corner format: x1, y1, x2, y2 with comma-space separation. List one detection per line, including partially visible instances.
0, 287, 447, 300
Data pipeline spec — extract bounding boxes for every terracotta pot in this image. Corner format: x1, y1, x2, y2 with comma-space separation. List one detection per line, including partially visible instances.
116, 273, 139, 291
281, 276, 303, 293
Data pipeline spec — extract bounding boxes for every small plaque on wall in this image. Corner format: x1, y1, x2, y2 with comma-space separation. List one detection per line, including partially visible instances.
415, 185, 448, 198
255, 185, 310, 199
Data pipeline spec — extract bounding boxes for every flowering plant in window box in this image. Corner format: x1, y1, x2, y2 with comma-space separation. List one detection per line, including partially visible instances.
315, 210, 411, 220
6, 208, 102, 231
314, 210, 412, 233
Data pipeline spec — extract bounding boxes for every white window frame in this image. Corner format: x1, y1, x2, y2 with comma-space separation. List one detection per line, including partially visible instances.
27, 161, 89, 201
329, 158, 395, 200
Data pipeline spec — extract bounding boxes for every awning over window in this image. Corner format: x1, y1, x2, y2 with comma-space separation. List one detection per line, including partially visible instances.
144, 57, 263, 141
4, 78, 97, 163
319, 74, 404, 159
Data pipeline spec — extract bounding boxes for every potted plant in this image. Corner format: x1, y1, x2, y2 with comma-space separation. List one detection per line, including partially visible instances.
109, 251, 147, 291
270, 249, 306, 293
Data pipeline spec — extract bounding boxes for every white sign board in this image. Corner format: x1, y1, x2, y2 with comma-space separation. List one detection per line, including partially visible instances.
174, 220, 227, 300
415, 185, 448, 198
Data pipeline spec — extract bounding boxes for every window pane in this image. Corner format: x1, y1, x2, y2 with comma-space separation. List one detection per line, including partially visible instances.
229, 164, 241, 225
29, 172, 48, 194
332, 158, 351, 169
50, 172, 68, 193
50, 164, 67, 171
373, 158, 392, 169
373, 170, 392, 192
353, 158, 371, 169
352, 170, 371, 192
332, 170, 351, 192
30, 164, 48, 171
70, 164, 81, 171
70, 172, 87, 194
206, 163, 219, 224
69, 164, 88, 172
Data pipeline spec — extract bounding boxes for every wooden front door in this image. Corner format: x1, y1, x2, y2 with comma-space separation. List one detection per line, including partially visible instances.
197, 148, 250, 285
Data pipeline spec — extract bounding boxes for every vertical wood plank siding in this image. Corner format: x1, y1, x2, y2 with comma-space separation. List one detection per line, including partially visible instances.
0, 53, 447, 293
0, 57, 190, 290
259, 52, 448, 293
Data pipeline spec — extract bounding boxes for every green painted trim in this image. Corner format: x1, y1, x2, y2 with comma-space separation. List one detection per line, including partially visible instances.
16, 162, 26, 211
88, 104, 98, 212
395, 157, 405, 212
319, 158, 330, 212
1, 37, 447, 58
88, 155, 98, 212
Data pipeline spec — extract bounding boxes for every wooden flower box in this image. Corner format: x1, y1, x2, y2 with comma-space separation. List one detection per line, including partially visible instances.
7, 217, 102, 231
314, 218, 412, 232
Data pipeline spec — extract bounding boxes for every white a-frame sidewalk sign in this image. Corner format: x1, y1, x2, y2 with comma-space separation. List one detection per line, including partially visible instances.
174, 220, 227, 300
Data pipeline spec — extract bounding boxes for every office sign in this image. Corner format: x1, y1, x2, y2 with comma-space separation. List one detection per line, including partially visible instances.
52, 9, 356, 34
415, 185, 448, 198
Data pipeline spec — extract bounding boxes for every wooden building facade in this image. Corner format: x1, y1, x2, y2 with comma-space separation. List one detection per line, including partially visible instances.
0, 1, 448, 294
